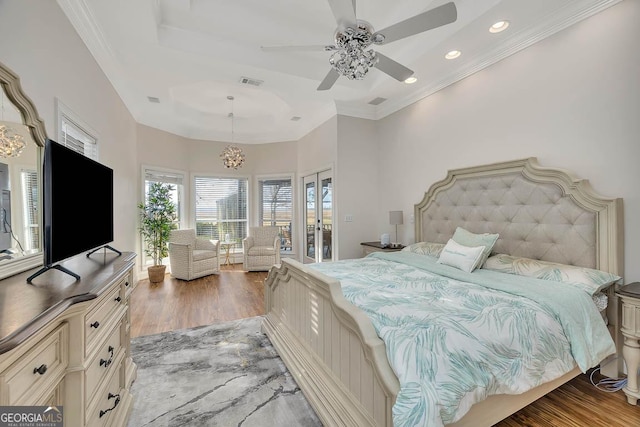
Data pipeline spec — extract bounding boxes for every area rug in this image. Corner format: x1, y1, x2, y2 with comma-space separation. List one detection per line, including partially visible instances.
127, 316, 322, 426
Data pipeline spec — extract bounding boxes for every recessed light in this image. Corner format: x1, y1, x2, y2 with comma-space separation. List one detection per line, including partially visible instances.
490, 20, 510, 33
404, 77, 418, 84
445, 50, 461, 60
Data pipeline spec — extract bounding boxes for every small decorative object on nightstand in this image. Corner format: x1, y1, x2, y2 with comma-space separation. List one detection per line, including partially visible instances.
617, 281, 640, 405
361, 241, 405, 257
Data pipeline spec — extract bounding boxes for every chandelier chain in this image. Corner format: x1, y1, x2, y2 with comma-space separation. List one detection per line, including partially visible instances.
220, 95, 245, 169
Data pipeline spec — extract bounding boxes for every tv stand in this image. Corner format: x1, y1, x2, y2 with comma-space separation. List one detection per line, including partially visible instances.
86, 245, 122, 257
26, 264, 81, 284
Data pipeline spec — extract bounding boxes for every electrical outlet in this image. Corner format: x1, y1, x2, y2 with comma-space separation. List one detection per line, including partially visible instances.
345, 215, 353, 222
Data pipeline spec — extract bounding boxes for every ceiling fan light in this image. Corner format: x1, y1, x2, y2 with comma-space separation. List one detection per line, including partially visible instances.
490, 20, 510, 33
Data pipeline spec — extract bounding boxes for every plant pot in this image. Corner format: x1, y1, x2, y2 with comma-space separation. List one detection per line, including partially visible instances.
148, 265, 166, 283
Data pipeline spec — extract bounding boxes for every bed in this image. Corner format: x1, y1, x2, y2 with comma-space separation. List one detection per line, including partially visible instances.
262, 157, 624, 426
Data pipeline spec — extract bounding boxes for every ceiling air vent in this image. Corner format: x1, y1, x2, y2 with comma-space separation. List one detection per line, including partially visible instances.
239, 76, 264, 87
147, 96, 160, 103
290, 116, 301, 121
368, 97, 387, 105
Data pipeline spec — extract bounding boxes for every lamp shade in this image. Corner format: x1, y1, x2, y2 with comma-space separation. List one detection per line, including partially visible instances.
389, 210, 403, 225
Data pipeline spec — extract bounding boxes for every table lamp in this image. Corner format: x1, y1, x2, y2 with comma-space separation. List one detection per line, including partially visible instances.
389, 210, 403, 247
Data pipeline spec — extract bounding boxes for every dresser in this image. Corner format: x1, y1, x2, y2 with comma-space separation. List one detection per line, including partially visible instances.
0, 251, 137, 427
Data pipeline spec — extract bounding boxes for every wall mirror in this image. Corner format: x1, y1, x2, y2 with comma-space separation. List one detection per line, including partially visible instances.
0, 61, 47, 280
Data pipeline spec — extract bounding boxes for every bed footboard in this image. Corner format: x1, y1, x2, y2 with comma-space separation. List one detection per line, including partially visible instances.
263, 258, 400, 427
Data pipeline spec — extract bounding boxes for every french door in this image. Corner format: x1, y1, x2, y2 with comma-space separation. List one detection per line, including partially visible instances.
303, 170, 333, 263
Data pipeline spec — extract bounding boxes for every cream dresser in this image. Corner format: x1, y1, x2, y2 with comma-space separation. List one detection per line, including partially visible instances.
0, 251, 137, 427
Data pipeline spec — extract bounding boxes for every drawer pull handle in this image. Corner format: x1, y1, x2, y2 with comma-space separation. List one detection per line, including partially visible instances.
100, 346, 115, 368
33, 364, 48, 375
90, 321, 100, 329
99, 393, 121, 418
114, 296, 122, 303
125, 281, 130, 287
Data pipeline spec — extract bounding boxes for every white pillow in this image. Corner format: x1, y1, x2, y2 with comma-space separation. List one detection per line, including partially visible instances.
437, 239, 485, 273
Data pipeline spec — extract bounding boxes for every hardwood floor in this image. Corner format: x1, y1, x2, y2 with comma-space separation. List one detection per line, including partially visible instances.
130, 263, 267, 337
130, 264, 638, 426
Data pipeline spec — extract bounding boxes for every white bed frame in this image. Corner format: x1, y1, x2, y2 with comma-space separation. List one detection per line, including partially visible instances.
263, 158, 623, 426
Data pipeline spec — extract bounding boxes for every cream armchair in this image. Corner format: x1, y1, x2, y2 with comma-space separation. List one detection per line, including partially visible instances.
168, 229, 220, 280
243, 226, 281, 271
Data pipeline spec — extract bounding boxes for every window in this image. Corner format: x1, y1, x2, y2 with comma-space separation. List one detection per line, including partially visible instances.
195, 177, 247, 249
258, 177, 293, 253
20, 169, 39, 251
142, 168, 184, 266
56, 99, 98, 160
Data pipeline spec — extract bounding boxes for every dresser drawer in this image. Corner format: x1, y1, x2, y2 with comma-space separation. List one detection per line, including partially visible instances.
122, 271, 135, 299
85, 320, 123, 403
86, 362, 124, 427
2, 323, 68, 405
85, 285, 124, 355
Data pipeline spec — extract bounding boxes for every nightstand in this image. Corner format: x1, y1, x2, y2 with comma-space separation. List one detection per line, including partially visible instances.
617, 282, 640, 405
360, 241, 405, 257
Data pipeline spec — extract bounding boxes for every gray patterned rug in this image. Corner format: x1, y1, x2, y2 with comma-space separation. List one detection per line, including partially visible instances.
127, 316, 322, 426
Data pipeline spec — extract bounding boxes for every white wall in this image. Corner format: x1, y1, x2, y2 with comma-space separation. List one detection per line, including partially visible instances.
0, 1, 138, 266
375, 0, 640, 281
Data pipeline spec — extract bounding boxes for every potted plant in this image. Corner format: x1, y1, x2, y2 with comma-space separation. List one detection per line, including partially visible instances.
138, 182, 177, 283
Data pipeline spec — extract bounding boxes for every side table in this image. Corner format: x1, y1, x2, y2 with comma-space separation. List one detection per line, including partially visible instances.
220, 241, 235, 266
360, 241, 404, 257
617, 281, 640, 405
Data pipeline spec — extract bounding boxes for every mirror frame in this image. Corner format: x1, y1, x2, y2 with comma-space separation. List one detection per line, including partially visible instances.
0, 60, 47, 279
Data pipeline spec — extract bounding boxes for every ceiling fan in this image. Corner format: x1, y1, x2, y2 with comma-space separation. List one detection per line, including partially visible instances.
261, 1, 457, 91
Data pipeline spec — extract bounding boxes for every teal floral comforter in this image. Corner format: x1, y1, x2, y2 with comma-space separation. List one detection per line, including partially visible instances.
309, 251, 615, 427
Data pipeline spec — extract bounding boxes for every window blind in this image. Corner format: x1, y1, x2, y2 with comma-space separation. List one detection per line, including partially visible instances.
195, 177, 247, 243
144, 169, 184, 186
20, 169, 39, 250
60, 115, 97, 159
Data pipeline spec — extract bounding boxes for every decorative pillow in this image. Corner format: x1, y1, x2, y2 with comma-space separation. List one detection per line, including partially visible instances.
483, 254, 622, 295
451, 227, 499, 267
401, 242, 445, 258
437, 239, 485, 273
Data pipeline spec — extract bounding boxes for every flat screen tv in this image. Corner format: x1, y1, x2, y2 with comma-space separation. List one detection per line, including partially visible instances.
27, 139, 119, 283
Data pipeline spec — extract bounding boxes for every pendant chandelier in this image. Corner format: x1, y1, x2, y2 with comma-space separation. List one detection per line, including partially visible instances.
0, 90, 26, 158
220, 95, 245, 170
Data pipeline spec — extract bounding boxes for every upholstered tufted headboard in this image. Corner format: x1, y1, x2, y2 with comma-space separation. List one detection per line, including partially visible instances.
414, 158, 623, 275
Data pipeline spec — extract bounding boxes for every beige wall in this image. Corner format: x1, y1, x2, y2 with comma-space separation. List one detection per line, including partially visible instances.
297, 116, 337, 175
0, 1, 138, 266
375, 0, 640, 281
336, 116, 379, 260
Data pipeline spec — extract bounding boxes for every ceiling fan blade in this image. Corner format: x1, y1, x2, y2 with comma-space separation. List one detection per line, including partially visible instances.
326, 0, 357, 29
261, 45, 336, 52
317, 69, 341, 91
374, 53, 414, 82
374, 2, 457, 45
